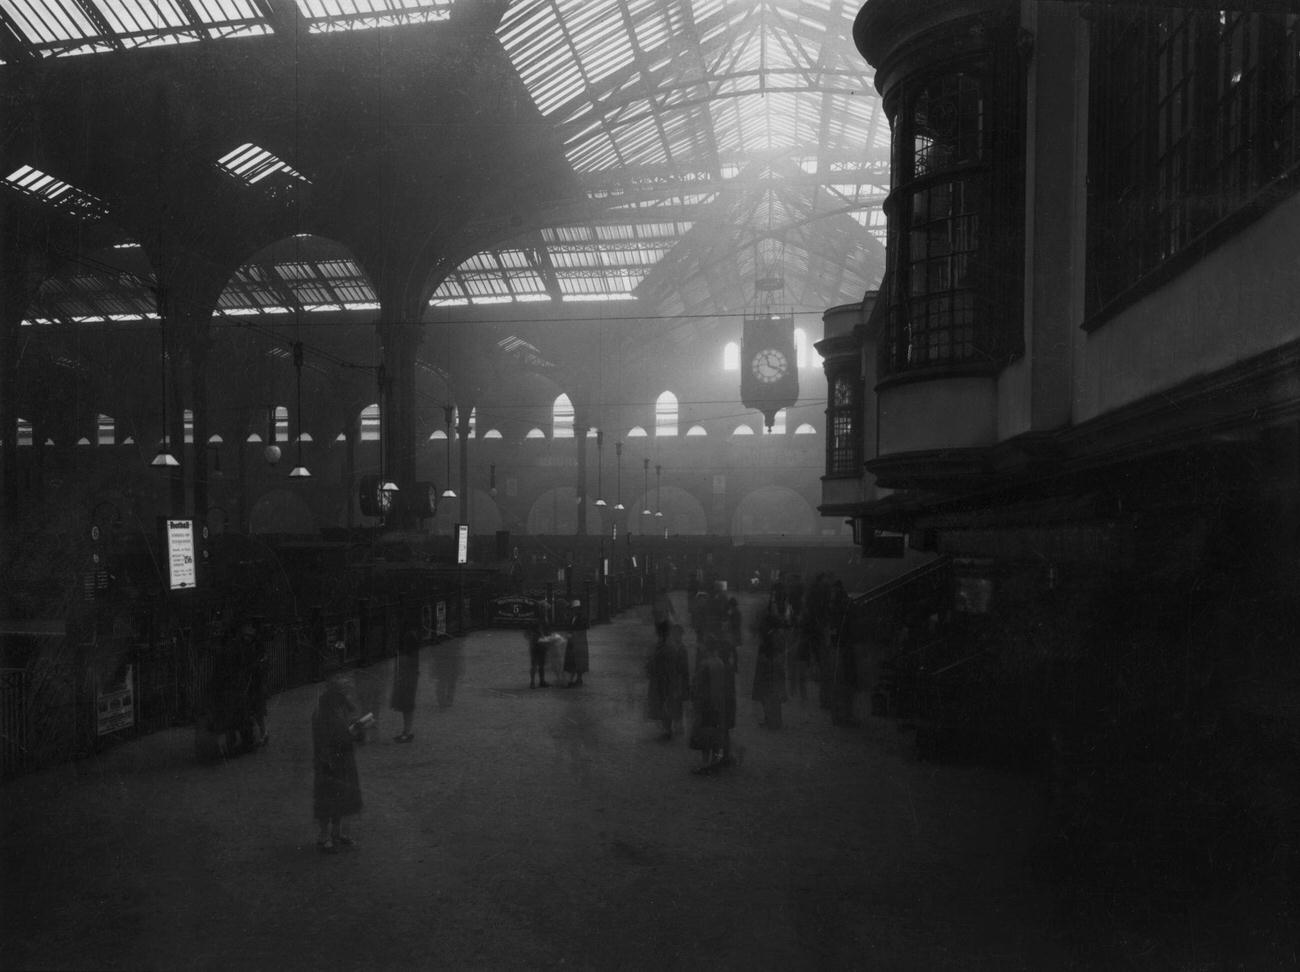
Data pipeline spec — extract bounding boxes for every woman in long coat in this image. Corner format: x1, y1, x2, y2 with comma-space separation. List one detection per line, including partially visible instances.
691, 637, 737, 773
563, 602, 590, 687
646, 624, 690, 739
313, 675, 363, 853
390, 611, 421, 742
751, 613, 786, 729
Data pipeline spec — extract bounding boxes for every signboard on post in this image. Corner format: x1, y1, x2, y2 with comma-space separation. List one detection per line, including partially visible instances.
456, 523, 469, 565
165, 519, 196, 590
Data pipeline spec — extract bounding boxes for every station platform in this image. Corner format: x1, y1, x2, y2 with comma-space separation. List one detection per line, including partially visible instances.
0, 592, 1287, 970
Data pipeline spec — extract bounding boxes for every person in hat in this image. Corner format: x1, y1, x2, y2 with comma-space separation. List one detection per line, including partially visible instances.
312, 674, 364, 853
563, 601, 590, 687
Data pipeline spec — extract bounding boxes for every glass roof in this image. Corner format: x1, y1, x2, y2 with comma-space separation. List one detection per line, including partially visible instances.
480, 0, 888, 311
11, 0, 889, 324
0, 0, 271, 56
0, 0, 454, 57
297, 0, 453, 34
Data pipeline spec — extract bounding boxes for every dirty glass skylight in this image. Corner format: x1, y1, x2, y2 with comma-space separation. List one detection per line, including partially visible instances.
296, 0, 452, 33
217, 144, 310, 187
4, 164, 108, 220
0, 0, 270, 57
431, 221, 690, 306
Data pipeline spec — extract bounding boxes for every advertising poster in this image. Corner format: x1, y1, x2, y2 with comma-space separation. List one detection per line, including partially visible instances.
456, 523, 469, 565
436, 600, 447, 637
96, 666, 135, 735
166, 519, 196, 590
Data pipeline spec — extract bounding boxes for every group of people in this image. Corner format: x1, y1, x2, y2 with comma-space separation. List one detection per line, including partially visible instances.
645, 572, 861, 773
197, 621, 271, 760
525, 602, 590, 689
646, 582, 743, 774
756, 573, 858, 728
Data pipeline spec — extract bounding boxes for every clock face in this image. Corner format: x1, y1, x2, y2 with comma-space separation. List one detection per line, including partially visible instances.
750, 348, 789, 383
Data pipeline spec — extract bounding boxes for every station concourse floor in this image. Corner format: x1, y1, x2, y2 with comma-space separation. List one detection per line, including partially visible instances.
1, 592, 1290, 971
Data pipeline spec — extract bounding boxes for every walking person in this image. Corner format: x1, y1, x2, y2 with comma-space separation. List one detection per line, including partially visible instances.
312, 674, 364, 853
752, 612, 787, 729
690, 636, 737, 773
651, 587, 677, 645
527, 618, 552, 688
564, 601, 590, 687
390, 607, 421, 742
646, 623, 691, 740
235, 621, 271, 747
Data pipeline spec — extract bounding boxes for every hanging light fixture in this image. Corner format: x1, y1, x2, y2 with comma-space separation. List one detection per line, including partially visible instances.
150, 319, 179, 467
641, 458, 651, 517
440, 404, 457, 499
288, 341, 311, 478
614, 441, 625, 511
654, 464, 664, 518
594, 428, 606, 507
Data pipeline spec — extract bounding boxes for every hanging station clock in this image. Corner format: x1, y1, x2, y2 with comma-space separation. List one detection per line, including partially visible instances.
750, 347, 789, 383
740, 312, 798, 430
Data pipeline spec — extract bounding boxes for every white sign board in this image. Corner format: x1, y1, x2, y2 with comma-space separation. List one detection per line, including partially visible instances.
166, 519, 196, 590
456, 523, 469, 565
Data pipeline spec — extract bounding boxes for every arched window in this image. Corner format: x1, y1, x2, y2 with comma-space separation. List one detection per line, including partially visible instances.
723, 341, 740, 371
360, 404, 380, 442
733, 424, 755, 436
97, 414, 114, 446
686, 425, 707, 437
429, 429, 447, 440
627, 425, 648, 438
795, 423, 817, 435
553, 394, 574, 438
525, 427, 546, 439
655, 391, 678, 437
483, 429, 503, 439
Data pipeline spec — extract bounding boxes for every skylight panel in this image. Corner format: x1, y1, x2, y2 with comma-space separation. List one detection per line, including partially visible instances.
190, 0, 272, 39
4, 164, 108, 220
95, 1, 199, 49
1, 0, 105, 54
297, 0, 452, 34
217, 144, 309, 186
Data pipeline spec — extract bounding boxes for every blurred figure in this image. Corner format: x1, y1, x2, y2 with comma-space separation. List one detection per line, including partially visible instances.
651, 587, 676, 645
312, 675, 364, 853
690, 637, 736, 773
235, 622, 270, 747
752, 612, 787, 730
527, 620, 549, 688
646, 623, 691, 740
564, 601, 590, 687
390, 608, 421, 742
432, 640, 463, 709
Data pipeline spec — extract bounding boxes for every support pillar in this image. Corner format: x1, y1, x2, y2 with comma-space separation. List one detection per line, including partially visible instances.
457, 401, 472, 533
378, 320, 422, 527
